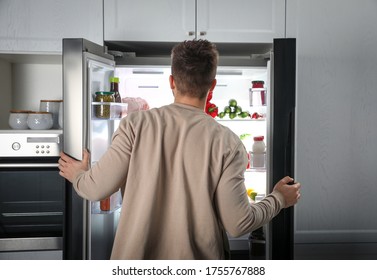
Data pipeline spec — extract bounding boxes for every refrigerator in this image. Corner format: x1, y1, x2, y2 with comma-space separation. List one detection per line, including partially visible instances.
62, 38, 295, 260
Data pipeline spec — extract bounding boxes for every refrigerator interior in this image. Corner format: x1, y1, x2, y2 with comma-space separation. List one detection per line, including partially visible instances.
114, 64, 269, 257
115, 65, 268, 196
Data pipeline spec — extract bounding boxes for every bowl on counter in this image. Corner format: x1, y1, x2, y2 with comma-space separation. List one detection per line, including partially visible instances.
8, 110, 31, 130
27, 111, 53, 130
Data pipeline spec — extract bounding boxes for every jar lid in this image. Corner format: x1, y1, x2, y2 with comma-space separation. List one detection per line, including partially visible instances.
252, 80, 264, 84
28, 111, 52, 114
95, 91, 114, 95
40, 100, 63, 102
253, 136, 264, 141
110, 77, 119, 83
10, 109, 31, 113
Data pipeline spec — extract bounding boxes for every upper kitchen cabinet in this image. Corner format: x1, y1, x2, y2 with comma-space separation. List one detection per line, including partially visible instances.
104, 0, 196, 42
104, 0, 286, 44
0, 0, 103, 53
196, 0, 285, 43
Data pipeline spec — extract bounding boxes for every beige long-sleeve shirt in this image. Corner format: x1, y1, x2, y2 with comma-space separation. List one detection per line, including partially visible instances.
73, 103, 285, 259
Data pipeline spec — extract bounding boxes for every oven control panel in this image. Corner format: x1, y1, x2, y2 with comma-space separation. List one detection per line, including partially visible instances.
0, 130, 62, 157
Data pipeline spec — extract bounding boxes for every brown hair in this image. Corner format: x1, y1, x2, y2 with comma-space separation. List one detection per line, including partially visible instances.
171, 40, 218, 99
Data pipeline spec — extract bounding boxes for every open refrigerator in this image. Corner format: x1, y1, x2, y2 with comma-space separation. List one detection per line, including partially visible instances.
62, 38, 295, 260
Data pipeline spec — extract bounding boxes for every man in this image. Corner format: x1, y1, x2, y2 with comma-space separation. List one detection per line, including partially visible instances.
58, 39, 301, 260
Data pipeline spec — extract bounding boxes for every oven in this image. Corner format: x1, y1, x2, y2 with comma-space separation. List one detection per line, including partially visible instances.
0, 130, 64, 260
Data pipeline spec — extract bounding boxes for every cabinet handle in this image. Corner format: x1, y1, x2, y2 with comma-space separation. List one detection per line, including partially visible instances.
199, 31, 207, 36
187, 31, 195, 36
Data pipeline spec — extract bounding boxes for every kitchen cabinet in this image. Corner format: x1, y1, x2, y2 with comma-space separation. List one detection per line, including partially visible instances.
196, 0, 285, 43
104, 0, 285, 43
0, 0, 103, 53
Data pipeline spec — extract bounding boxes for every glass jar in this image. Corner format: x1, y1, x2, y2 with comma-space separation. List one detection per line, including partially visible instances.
94, 91, 115, 118
250, 80, 266, 106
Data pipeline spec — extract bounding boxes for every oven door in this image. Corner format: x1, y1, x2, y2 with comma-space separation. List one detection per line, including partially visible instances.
0, 157, 64, 259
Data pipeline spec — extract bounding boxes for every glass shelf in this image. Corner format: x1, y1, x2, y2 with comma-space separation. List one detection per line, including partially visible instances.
246, 167, 266, 173
216, 117, 266, 122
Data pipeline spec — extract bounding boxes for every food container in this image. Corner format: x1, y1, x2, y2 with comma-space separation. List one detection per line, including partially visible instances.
58, 101, 63, 128
249, 80, 266, 106
8, 110, 31, 130
39, 100, 63, 129
27, 111, 53, 130
251, 136, 266, 168
94, 91, 115, 118
100, 198, 111, 211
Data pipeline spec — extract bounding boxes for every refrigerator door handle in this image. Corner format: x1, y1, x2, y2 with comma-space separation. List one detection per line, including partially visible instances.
284, 110, 295, 177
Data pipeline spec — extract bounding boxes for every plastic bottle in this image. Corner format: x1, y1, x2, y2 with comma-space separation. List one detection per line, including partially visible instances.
252, 136, 266, 168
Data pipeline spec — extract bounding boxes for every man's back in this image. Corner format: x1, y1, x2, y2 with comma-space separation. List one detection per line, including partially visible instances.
109, 103, 246, 259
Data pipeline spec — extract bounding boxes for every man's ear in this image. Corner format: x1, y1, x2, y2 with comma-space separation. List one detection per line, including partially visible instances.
169, 75, 175, 90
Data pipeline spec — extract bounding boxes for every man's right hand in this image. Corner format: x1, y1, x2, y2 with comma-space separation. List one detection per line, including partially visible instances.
273, 176, 301, 208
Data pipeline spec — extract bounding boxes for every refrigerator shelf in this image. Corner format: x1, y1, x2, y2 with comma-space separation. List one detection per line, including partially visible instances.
91, 102, 128, 107
245, 167, 266, 173
216, 118, 266, 122
91, 206, 121, 215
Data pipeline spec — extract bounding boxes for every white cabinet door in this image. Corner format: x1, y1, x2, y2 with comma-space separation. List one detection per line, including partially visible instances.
104, 0, 196, 42
0, 0, 103, 53
197, 0, 286, 43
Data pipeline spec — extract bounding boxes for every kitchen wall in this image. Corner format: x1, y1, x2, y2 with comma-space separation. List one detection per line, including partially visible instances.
12, 62, 62, 112
287, 0, 377, 259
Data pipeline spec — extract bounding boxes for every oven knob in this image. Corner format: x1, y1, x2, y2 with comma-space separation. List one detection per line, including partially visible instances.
12, 142, 21, 151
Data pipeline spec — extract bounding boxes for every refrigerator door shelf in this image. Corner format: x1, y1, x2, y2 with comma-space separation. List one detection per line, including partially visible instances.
91, 191, 122, 215
91, 102, 128, 120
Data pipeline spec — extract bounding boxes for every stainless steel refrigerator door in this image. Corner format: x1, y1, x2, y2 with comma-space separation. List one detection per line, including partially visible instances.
63, 41, 115, 161
62, 38, 115, 260
265, 57, 273, 260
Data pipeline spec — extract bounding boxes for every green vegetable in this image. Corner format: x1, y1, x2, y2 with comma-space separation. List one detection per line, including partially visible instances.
229, 99, 237, 107
239, 111, 250, 118
239, 133, 252, 140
